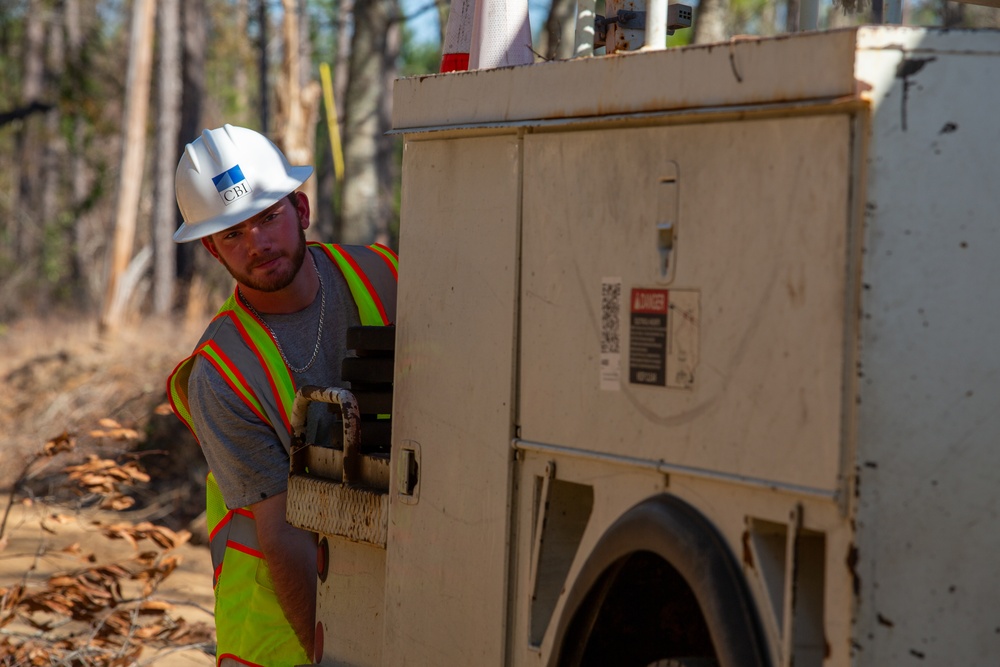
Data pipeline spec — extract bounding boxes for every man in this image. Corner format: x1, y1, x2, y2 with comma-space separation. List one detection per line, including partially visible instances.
167, 124, 397, 666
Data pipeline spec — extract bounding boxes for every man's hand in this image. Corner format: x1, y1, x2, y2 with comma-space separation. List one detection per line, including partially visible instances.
251, 491, 317, 655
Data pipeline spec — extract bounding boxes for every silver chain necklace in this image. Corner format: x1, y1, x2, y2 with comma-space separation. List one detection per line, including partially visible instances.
239, 254, 326, 374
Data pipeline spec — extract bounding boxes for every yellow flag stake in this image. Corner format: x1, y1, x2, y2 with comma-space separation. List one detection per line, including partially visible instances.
319, 62, 345, 184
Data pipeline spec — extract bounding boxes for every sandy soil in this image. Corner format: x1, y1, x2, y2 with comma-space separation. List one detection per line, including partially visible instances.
0, 316, 218, 666
0, 502, 215, 666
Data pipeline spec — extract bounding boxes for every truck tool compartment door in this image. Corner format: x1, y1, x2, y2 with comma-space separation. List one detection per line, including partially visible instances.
513, 114, 853, 665
519, 116, 852, 491
384, 134, 522, 666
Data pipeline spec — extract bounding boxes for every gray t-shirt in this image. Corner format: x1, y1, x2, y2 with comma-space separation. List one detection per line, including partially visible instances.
188, 247, 361, 509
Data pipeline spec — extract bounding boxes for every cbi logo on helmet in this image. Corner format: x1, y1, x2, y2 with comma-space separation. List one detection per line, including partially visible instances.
212, 164, 253, 206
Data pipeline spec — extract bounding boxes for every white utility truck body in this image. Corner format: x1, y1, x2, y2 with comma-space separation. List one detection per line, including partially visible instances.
287, 26, 1000, 667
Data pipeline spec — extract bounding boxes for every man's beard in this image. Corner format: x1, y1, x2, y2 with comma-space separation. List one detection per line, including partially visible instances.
221, 227, 308, 292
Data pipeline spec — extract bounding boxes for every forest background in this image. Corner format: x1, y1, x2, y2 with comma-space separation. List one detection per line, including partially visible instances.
0, 0, 999, 664
1, 0, 998, 329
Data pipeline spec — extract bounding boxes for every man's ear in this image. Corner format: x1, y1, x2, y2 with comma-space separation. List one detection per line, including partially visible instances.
293, 192, 311, 231
201, 236, 220, 259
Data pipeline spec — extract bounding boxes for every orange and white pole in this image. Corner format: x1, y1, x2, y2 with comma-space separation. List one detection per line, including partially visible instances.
440, 0, 476, 72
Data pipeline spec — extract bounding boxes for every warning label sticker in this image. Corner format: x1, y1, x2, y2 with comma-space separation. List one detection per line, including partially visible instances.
629, 289, 669, 386
629, 288, 699, 389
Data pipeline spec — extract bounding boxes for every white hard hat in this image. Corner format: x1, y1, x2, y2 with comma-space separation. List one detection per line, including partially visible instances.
173, 124, 313, 243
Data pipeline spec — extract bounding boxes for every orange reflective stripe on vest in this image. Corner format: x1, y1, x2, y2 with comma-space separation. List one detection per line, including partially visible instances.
370, 242, 399, 279
209, 506, 261, 587
168, 311, 291, 444
314, 243, 397, 325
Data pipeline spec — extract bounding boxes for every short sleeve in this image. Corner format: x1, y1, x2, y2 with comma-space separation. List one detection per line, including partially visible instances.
188, 356, 290, 509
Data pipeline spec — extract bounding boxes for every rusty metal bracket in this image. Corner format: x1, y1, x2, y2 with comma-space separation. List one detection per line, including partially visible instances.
290, 385, 361, 482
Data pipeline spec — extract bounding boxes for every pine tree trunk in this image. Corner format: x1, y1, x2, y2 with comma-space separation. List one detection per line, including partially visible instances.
376, 9, 400, 245
786, 0, 801, 31
341, 0, 394, 244
234, 0, 251, 125
175, 0, 206, 290
257, 0, 270, 132
692, 0, 729, 43
153, 0, 181, 316
540, 0, 577, 60
275, 0, 320, 219
940, 0, 964, 27
66, 0, 88, 296
101, 0, 157, 333
14, 0, 46, 260
333, 0, 354, 241
41, 16, 62, 231
335, 0, 354, 128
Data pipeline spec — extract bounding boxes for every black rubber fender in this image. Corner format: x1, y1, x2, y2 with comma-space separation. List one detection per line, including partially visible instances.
548, 493, 771, 667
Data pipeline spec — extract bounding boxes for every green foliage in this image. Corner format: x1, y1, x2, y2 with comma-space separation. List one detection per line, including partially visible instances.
728, 0, 776, 35
1, 0, 996, 321
0, 11, 26, 104
668, 27, 693, 47
309, 0, 342, 66
400, 32, 441, 76
205, 2, 259, 128
42, 210, 76, 294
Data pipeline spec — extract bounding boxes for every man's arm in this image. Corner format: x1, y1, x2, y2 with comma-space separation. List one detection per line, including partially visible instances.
251, 491, 317, 655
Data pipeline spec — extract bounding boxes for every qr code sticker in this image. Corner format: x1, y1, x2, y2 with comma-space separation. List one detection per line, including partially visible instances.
601, 279, 621, 354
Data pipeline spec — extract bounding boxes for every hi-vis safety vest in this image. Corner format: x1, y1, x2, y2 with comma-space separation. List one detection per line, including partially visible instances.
167, 243, 398, 667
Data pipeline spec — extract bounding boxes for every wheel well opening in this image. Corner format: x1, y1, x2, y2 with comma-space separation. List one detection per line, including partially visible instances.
564, 550, 717, 667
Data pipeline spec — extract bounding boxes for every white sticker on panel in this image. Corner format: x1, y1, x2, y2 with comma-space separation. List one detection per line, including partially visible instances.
600, 277, 622, 391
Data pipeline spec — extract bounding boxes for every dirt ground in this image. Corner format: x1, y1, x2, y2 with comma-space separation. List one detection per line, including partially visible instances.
0, 315, 217, 666
0, 502, 215, 666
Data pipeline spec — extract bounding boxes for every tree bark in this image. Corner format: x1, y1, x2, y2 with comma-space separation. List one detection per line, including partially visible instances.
275, 0, 320, 220
101, 0, 157, 333
65, 0, 91, 303
176, 0, 206, 290
377, 8, 400, 246
786, 0, 801, 32
540, 0, 577, 60
334, 0, 354, 123
153, 0, 181, 316
940, 0, 964, 27
14, 0, 46, 260
300, 13, 320, 199
692, 0, 729, 43
341, 0, 394, 244
65, 0, 83, 201
179, 0, 205, 162
39, 7, 64, 311
234, 0, 251, 124
257, 0, 270, 133
330, 0, 355, 241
